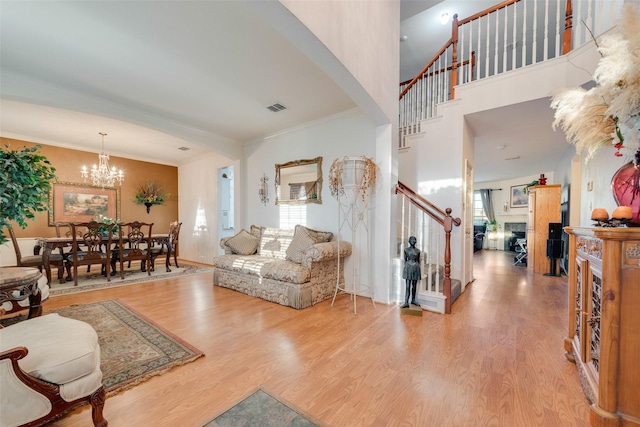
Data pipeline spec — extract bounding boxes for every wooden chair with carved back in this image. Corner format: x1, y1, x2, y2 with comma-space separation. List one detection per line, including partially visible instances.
150, 221, 181, 272
67, 221, 113, 286
111, 221, 153, 279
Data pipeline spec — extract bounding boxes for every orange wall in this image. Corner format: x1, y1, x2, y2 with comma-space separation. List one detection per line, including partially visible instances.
3, 137, 179, 239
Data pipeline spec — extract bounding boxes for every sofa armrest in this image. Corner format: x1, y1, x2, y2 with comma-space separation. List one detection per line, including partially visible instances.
219, 237, 233, 254
301, 241, 352, 268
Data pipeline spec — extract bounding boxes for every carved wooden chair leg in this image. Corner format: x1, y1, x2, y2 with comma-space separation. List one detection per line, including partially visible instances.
90, 386, 108, 427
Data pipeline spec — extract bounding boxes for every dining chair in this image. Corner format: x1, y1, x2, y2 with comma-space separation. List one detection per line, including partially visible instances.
67, 221, 114, 286
150, 221, 181, 272
112, 221, 153, 279
167, 221, 182, 268
7, 226, 65, 284
54, 222, 92, 276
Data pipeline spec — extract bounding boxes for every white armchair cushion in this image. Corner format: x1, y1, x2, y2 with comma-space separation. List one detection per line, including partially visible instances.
0, 313, 100, 385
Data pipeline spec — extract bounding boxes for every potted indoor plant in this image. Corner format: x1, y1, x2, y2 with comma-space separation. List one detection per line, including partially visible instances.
0, 144, 56, 245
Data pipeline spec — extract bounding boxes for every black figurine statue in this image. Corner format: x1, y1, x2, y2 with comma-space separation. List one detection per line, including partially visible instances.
401, 236, 421, 308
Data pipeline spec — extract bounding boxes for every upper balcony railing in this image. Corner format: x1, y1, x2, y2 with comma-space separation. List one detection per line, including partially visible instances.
399, 0, 624, 144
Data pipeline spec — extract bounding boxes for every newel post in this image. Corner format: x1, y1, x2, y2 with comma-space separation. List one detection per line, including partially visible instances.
443, 208, 454, 314
450, 14, 459, 99
562, 0, 573, 54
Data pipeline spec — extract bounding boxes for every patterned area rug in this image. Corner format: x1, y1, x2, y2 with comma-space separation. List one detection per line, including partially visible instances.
1, 299, 204, 395
204, 387, 321, 427
49, 264, 213, 296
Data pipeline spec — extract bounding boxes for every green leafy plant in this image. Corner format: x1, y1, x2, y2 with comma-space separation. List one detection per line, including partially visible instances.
0, 144, 56, 245
96, 215, 121, 236
133, 180, 169, 205
522, 180, 539, 194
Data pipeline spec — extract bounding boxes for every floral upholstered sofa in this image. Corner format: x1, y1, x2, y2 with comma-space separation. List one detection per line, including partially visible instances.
212, 225, 351, 309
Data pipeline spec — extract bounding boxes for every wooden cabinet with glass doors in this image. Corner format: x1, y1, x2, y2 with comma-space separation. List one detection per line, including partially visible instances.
564, 226, 640, 427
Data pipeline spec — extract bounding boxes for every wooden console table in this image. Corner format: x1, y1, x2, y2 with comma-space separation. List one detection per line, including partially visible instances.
564, 226, 640, 427
0, 267, 44, 318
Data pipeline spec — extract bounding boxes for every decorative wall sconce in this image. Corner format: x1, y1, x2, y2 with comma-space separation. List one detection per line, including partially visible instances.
259, 174, 269, 205
503, 202, 509, 213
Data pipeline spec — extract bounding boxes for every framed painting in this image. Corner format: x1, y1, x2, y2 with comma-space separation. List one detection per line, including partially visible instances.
49, 182, 121, 225
510, 184, 529, 208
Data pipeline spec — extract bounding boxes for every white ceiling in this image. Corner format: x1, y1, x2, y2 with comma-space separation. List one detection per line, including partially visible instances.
0, 1, 355, 165
0, 0, 571, 183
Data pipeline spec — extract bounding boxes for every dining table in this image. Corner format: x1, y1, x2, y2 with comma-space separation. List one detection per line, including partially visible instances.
37, 234, 173, 284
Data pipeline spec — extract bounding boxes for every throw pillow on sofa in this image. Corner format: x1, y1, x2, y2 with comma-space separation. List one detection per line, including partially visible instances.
300, 225, 333, 243
286, 226, 318, 264
226, 229, 260, 255
250, 225, 264, 239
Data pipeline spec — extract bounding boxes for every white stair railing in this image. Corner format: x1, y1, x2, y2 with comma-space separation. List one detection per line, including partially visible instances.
395, 181, 461, 314
399, 0, 624, 145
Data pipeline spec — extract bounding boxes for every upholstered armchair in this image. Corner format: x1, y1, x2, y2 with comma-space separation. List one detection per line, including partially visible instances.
0, 313, 107, 427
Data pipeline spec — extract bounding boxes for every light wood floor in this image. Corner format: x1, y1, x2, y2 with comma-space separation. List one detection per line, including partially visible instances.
44, 250, 590, 427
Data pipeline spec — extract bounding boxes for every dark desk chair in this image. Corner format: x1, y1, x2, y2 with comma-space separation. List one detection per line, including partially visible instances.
112, 221, 153, 279
67, 221, 114, 286
7, 226, 65, 284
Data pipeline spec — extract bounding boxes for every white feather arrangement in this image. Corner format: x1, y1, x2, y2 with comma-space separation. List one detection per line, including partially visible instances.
551, 3, 640, 164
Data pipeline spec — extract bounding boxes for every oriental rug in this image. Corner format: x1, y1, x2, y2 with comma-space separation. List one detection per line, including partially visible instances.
49, 263, 213, 296
204, 387, 322, 427
1, 299, 204, 395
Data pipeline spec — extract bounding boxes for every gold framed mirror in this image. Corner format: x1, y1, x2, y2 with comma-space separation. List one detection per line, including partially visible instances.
275, 157, 322, 205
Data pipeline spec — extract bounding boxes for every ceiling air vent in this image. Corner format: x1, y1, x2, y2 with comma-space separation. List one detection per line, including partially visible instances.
178, 147, 190, 151
267, 103, 287, 113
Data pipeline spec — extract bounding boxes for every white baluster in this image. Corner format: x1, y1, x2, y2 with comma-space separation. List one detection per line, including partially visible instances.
555, 0, 561, 58
512, 2, 517, 70
532, 0, 538, 63
543, 0, 550, 61
435, 226, 441, 294
459, 26, 465, 86
444, 48, 449, 101
494, 10, 500, 74
501, 6, 506, 73
522, 0, 528, 66
577, 0, 583, 47
468, 19, 474, 83
477, 17, 482, 79
485, 15, 490, 78
427, 218, 433, 292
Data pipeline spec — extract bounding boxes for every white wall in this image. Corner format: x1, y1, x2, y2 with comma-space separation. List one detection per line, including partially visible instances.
244, 108, 377, 296
178, 152, 239, 265
278, 0, 399, 126
577, 148, 630, 226
254, 0, 400, 304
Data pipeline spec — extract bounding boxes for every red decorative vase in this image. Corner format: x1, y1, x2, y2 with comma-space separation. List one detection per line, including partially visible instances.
611, 153, 640, 224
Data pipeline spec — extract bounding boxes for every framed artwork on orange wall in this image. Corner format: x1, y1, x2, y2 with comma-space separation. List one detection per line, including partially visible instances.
48, 182, 121, 225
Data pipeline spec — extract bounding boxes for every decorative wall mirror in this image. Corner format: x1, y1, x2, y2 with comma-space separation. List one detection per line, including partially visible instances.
275, 157, 323, 205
